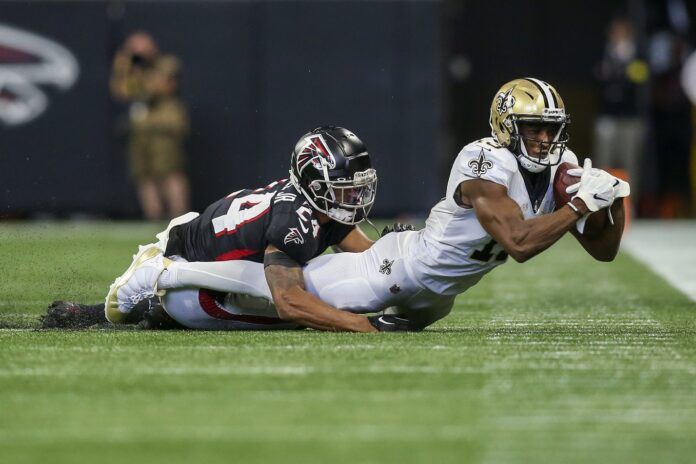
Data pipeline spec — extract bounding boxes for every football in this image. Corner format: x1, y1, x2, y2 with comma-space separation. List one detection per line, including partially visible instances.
553, 162, 607, 235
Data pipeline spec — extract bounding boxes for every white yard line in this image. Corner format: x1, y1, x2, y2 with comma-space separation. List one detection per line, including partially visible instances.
622, 220, 696, 302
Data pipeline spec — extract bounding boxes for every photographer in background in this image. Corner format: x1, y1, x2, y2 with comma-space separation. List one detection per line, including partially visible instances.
110, 31, 190, 221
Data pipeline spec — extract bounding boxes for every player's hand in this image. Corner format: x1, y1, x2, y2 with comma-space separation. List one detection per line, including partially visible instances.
566, 163, 631, 199
367, 314, 413, 332
564, 158, 616, 212
381, 223, 415, 237
612, 178, 630, 198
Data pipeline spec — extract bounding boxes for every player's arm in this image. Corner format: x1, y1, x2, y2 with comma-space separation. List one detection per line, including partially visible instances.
569, 198, 625, 262
263, 245, 377, 332
458, 179, 589, 263
335, 227, 373, 253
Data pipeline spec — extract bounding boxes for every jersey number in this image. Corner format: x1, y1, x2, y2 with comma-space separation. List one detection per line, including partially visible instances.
470, 238, 508, 262
212, 192, 273, 236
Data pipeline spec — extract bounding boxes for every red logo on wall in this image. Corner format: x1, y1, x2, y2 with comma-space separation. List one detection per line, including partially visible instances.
0, 23, 79, 126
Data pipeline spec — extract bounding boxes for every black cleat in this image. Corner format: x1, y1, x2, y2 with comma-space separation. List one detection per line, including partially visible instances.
136, 303, 185, 330
40, 301, 108, 329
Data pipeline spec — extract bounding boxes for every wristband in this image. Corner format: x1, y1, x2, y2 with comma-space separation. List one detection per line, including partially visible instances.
566, 201, 583, 218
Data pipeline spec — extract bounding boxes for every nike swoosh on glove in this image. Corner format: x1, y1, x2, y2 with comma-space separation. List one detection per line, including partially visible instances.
567, 165, 630, 199
564, 158, 616, 212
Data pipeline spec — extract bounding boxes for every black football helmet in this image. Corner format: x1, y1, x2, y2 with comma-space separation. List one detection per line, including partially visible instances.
289, 126, 377, 225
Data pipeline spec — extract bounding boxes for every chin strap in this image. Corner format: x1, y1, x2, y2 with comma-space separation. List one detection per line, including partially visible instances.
364, 217, 381, 236
515, 136, 547, 173
517, 154, 546, 173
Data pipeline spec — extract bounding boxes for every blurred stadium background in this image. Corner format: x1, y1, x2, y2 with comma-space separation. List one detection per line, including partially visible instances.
2, 1, 696, 463
2, 0, 696, 220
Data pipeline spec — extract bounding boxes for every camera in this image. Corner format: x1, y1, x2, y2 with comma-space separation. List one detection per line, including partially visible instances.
130, 53, 150, 67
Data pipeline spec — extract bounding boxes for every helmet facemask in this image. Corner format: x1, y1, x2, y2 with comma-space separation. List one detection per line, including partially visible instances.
306, 162, 377, 225
510, 111, 569, 173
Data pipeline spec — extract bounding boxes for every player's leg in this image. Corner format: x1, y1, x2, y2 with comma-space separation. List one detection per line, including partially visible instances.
148, 253, 383, 327
302, 231, 421, 313
157, 245, 400, 329
158, 259, 272, 300
109, 253, 280, 329
104, 212, 199, 323
104, 245, 447, 332
159, 231, 422, 317
161, 288, 300, 330
111, 231, 422, 328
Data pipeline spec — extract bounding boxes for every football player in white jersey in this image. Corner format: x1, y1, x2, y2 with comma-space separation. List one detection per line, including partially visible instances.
96, 78, 631, 332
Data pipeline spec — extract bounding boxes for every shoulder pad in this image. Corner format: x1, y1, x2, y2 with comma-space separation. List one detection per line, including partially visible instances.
455, 138, 517, 187
561, 148, 579, 165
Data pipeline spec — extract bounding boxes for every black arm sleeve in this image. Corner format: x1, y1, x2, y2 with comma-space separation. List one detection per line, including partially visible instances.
263, 251, 301, 268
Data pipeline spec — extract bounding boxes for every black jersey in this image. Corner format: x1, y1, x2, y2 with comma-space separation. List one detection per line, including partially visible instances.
176, 179, 355, 265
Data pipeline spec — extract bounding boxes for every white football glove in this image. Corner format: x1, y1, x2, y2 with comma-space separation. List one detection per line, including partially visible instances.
567, 164, 631, 199
565, 158, 616, 212
613, 177, 631, 198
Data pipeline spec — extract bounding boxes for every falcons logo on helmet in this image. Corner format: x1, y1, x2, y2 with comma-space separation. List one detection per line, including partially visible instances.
296, 134, 337, 173
0, 23, 79, 126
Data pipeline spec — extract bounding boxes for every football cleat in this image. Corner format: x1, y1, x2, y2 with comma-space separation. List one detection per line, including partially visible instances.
104, 245, 171, 323
40, 301, 107, 329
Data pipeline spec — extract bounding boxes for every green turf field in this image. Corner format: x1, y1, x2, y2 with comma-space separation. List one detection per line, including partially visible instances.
1, 221, 695, 464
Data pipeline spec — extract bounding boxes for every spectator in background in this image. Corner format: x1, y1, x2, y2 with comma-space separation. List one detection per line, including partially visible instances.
648, 29, 692, 217
110, 32, 190, 221
593, 17, 648, 209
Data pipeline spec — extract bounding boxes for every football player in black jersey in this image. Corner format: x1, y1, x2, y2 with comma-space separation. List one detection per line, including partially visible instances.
98, 126, 387, 332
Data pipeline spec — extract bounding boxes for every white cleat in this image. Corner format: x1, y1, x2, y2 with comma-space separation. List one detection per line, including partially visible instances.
104, 245, 171, 323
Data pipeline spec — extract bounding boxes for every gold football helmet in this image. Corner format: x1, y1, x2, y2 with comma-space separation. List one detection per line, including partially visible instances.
489, 78, 570, 172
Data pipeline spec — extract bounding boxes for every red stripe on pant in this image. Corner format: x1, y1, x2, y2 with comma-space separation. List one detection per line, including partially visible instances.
198, 289, 283, 324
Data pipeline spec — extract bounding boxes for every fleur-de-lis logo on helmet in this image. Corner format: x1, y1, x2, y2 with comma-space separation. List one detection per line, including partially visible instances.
468, 149, 493, 177
495, 88, 515, 115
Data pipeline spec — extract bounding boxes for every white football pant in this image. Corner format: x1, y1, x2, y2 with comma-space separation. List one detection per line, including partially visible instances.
160, 231, 454, 330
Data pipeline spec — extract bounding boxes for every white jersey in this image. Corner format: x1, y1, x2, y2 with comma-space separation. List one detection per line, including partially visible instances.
408, 137, 578, 295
